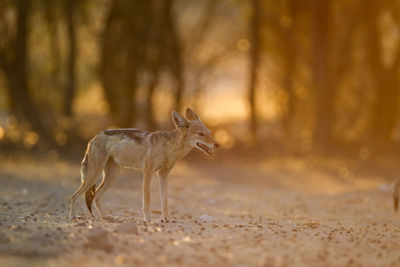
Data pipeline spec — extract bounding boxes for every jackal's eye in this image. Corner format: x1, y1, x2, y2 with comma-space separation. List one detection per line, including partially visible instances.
197, 132, 205, 137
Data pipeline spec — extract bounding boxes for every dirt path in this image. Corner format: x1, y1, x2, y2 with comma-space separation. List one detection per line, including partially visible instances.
0, 156, 399, 266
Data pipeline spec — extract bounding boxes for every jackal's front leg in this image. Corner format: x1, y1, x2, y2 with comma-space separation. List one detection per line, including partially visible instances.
158, 167, 172, 222
142, 169, 153, 222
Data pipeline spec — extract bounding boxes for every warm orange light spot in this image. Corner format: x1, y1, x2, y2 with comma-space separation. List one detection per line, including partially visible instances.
294, 85, 308, 99
56, 132, 68, 146
257, 88, 280, 120
24, 131, 39, 149
236, 38, 250, 52
200, 93, 248, 126
5, 115, 17, 129
280, 16, 292, 28
0, 126, 4, 140
276, 89, 289, 103
74, 82, 106, 115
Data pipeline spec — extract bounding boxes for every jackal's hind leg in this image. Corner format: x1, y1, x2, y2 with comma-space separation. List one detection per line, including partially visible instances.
69, 143, 109, 218
93, 157, 120, 219
69, 182, 84, 218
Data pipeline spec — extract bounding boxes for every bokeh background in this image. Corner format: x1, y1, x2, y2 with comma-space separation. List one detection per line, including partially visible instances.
2, 1, 400, 266
1, 0, 400, 159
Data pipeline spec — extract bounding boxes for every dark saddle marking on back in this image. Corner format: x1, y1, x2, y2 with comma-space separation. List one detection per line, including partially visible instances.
150, 131, 174, 145
104, 129, 149, 144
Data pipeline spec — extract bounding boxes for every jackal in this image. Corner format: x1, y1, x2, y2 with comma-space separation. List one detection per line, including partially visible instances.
69, 108, 219, 222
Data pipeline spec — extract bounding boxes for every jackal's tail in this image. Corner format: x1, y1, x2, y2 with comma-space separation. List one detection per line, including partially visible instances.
81, 151, 96, 217
392, 178, 400, 212
85, 184, 96, 217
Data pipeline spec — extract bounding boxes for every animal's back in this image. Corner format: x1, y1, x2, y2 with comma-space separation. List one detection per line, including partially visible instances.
100, 129, 151, 169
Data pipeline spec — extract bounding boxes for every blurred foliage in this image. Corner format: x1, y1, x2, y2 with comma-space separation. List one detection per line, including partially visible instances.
0, 0, 400, 155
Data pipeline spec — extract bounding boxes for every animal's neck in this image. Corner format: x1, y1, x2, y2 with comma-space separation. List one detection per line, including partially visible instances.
169, 129, 193, 159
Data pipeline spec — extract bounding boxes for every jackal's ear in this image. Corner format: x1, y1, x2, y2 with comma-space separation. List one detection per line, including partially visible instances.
172, 111, 190, 130
185, 108, 199, 121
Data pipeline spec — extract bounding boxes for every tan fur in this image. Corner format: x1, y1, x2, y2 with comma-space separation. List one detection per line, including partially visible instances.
69, 108, 219, 222
84, 185, 96, 217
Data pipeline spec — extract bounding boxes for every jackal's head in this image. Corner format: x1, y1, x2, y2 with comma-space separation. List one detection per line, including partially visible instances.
172, 108, 219, 155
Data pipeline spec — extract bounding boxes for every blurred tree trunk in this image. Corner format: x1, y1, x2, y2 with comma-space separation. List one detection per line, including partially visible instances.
0, 0, 54, 145
372, 72, 400, 142
44, 0, 63, 98
100, 5, 117, 120
164, 0, 184, 112
281, 0, 298, 137
364, 1, 400, 143
248, 0, 261, 141
64, 0, 77, 117
100, 1, 138, 127
311, 0, 334, 149
144, 1, 163, 130
100, 0, 187, 127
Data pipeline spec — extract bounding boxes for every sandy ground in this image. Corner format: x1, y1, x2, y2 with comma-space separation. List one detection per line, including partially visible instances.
0, 154, 400, 267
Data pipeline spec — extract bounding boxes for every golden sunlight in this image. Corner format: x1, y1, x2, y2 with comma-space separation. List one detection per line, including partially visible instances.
236, 38, 250, 52
56, 132, 68, 146
199, 87, 248, 126
0, 126, 4, 140
23, 131, 39, 149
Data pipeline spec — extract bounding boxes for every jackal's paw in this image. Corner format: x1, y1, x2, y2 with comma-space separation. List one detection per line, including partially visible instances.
68, 215, 81, 222
143, 217, 151, 224
68, 212, 75, 220
161, 217, 169, 223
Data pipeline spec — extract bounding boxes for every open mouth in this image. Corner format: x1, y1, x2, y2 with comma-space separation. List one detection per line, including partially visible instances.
196, 142, 213, 155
